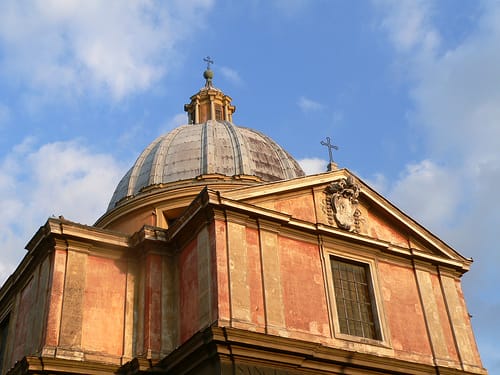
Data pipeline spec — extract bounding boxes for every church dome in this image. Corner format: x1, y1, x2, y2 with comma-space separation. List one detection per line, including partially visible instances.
107, 120, 305, 210
107, 63, 304, 212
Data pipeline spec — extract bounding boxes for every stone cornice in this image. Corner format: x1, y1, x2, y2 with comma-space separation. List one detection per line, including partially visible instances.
141, 325, 487, 375
95, 178, 261, 229
0, 218, 171, 311
8, 356, 119, 375
202, 190, 472, 274
26, 218, 130, 254
219, 170, 472, 271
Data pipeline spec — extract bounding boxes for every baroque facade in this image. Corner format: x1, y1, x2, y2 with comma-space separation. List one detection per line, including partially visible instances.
0, 67, 487, 375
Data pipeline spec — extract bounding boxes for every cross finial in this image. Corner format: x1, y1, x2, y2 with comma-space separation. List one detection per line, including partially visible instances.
203, 56, 214, 70
321, 136, 339, 171
202, 56, 215, 88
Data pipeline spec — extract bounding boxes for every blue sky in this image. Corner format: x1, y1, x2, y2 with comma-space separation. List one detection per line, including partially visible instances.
0, 0, 498, 371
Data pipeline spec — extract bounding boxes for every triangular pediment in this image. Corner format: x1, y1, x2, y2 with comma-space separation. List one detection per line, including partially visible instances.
217, 169, 470, 270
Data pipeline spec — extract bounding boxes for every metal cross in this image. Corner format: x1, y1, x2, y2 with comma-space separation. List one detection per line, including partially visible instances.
203, 56, 214, 69
320, 136, 339, 163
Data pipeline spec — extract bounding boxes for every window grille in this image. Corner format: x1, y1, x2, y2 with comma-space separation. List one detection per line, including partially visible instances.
215, 105, 223, 120
331, 257, 380, 340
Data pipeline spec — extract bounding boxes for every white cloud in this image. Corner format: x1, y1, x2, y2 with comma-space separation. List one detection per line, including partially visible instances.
297, 96, 323, 112
158, 112, 187, 134
363, 172, 388, 194
0, 0, 214, 101
271, 0, 308, 17
411, 31, 500, 163
375, 2, 500, 370
298, 157, 327, 175
375, 0, 440, 56
389, 160, 461, 230
219, 66, 243, 85
0, 138, 124, 284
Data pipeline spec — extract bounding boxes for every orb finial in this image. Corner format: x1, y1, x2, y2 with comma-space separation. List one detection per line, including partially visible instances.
203, 56, 214, 87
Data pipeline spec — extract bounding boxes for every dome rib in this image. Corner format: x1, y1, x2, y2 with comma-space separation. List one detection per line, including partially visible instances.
258, 131, 299, 180
107, 120, 305, 212
201, 121, 208, 174
152, 126, 185, 185
222, 120, 244, 175
127, 136, 164, 197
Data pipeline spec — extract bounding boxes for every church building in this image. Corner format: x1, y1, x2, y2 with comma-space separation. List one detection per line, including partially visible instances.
0, 63, 487, 375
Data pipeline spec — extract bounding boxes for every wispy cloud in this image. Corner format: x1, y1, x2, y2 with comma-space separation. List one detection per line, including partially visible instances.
389, 160, 461, 229
0, 0, 214, 101
0, 138, 124, 284
375, 1, 500, 370
297, 96, 323, 112
219, 66, 243, 85
375, 0, 440, 56
271, 0, 309, 17
159, 113, 187, 134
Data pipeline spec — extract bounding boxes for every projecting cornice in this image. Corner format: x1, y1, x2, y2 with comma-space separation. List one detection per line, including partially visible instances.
122, 325, 487, 375
160, 186, 471, 274
220, 169, 472, 270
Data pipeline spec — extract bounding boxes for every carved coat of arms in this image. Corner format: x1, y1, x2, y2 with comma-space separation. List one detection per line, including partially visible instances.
324, 176, 361, 232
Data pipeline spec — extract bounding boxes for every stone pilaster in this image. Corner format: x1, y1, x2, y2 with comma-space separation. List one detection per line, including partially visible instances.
227, 213, 251, 326
257, 219, 285, 334
57, 241, 89, 360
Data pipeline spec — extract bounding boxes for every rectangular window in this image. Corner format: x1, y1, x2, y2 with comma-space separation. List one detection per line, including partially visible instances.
215, 105, 223, 120
330, 256, 380, 340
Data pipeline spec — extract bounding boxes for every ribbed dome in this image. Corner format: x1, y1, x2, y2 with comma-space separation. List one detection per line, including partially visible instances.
107, 120, 305, 211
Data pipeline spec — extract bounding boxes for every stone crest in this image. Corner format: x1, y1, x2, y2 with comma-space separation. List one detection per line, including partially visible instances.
324, 176, 361, 232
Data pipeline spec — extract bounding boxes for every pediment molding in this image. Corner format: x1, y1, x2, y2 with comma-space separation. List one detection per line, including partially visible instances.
216, 170, 471, 269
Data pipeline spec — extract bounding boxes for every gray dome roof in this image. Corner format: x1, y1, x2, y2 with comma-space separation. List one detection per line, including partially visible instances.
108, 120, 305, 211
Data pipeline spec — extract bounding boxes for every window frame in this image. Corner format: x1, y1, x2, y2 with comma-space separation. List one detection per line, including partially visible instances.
215, 104, 223, 121
323, 247, 389, 346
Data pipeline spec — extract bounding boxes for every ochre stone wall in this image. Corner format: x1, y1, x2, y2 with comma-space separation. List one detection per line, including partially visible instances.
104, 207, 156, 234
179, 239, 199, 343
215, 220, 230, 323
5, 255, 50, 373
245, 227, 266, 330
273, 193, 317, 223
45, 248, 67, 349
211, 213, 483, 371
11, 276, 35, 364
278, 237, 329, 337
248, 186, 412, 249
430, 272, 459, 362
81, 256, 127, 357
364, 210, 409, 247
5, 241, 131, 367
143, 254, 163, 356
177, 225, 216, 345
1, 181, 484, 374
378, 261, 432, 361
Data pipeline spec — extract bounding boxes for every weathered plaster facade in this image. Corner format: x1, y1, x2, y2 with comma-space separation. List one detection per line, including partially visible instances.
0, 69, 486, 375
